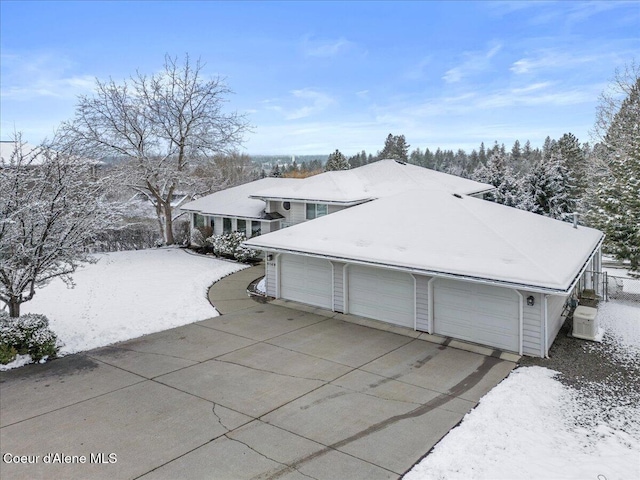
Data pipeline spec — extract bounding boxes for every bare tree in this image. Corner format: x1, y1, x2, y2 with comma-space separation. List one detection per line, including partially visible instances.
592, 60, 639, 145
60, 54, 249, 244
0, 133, 118, 317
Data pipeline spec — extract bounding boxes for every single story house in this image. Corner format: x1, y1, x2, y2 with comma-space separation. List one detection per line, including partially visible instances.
244, 188, 604, 358
182, 159, 603, 357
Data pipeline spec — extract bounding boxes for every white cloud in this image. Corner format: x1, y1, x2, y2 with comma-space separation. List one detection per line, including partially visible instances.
302, 36, 356, 58
443, 43, 502, 83
0, 52, 95, 100
262, 88, 336, 120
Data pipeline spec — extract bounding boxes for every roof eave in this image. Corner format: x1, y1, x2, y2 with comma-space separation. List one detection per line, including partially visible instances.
242, 243, 579, 295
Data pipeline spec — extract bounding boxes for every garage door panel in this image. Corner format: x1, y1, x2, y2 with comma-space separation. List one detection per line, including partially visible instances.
280, 255, 332, 309
348, 266, 414, 328
434, 279, 519, 352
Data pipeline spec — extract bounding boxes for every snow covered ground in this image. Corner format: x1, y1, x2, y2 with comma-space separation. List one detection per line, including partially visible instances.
405, 300, 640, 480
1, 248, 246, 370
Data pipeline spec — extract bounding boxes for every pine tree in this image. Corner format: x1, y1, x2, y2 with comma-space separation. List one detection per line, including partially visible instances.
325, 149, 350, 171
379, 134, 410, 161
472, 150, 531, 209
553, 133, 586, 206
525, 153, 575, 220
590, 76, 640, 271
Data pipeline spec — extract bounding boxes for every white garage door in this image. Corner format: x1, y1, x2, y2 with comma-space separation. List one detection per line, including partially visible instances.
280, 255, 332, 309
348, 265, 414, 328
433, 279, 519, 352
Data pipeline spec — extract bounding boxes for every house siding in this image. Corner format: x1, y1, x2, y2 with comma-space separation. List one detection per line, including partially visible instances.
547, 294, 568, 351
331, 262, 345, 312
213, 216, 223, 235
520, 291, 542, 357
415, 275, 431, 332
289, 202, 306, 225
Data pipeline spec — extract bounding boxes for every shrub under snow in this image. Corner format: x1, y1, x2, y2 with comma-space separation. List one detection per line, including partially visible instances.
0, 312, 61, 364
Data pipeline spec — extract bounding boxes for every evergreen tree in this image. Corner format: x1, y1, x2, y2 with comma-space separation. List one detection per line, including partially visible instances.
472, 150, 530, 208
525, 153, 575, 220
553, 133, 586, 206
379, 133, 410, 161
270, 164, 281, 177
590, 76, 640, 271
478, 142, 487, 165
325, 149, 350, 171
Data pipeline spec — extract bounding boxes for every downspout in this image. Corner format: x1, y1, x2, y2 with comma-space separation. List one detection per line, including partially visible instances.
427, 277, 436, 334
513, 290, 524, 356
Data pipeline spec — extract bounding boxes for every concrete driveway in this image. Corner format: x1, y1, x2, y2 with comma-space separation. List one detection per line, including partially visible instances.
0, 266, 516, 480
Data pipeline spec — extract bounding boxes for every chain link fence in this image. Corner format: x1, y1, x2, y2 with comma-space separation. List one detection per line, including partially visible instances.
607, 274, 640, 302
578, 270, 640, 303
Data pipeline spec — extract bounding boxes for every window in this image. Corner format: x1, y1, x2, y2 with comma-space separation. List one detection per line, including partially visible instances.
237, 219, 246, 235
194, 213, 205, 228
251, 221, 261, 236
306, 203, 328, 220
223, 218, 232, 234
282, 201, 291, 211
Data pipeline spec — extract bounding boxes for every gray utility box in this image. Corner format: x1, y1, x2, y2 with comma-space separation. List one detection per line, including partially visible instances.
572, 305, 599, 341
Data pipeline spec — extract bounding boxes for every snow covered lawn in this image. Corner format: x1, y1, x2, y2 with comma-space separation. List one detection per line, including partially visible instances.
1, 248, 246, 370
405, 300, 640, 480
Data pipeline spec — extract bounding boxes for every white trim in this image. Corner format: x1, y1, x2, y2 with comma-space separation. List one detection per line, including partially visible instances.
543, 294, 549, 358
331, 261, 336, 312
410, 274, 417, 331
275, 253, 281, 299
513, 290, 524, 356
244, 246, 582, 295
427, 277, 436, 334
343, 264, 348, 313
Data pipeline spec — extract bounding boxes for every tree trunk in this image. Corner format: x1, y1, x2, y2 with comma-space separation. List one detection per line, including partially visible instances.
9, 299, 20, 318
164, 204, 175, 245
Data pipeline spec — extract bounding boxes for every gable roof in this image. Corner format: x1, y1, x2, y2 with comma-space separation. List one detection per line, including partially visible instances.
250, 159, 494, 204
244, 189, 604, 293
181, 177, 300, 219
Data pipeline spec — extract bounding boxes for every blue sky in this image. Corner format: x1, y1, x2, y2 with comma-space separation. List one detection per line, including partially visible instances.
1, 1, 638, 155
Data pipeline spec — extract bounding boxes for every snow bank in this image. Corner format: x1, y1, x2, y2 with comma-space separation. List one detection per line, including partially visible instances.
14, 248, 246, 357
405, 366, 640, 480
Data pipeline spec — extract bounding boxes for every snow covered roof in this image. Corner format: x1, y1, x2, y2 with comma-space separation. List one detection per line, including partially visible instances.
250, 159, 494, 204
245, 189, 604, 293
180, 177, 300, 219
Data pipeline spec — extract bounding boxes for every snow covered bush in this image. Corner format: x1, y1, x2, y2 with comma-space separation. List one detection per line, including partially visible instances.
190, 228, 206, 248
206, 232, 260, 263
234, 244, 261, 263
0, 312, 61, 364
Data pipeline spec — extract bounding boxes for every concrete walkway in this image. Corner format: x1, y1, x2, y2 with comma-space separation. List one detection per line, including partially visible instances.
1, 265, 516, 480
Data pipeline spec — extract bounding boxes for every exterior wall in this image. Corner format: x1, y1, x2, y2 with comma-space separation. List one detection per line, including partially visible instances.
331, 261, 345, 312
415, 275, 431, 332
328, 205, 346, 214
265, 254, 277, 297
289, 202, 307, 225
213, 216, 223, 235
520, 291, 543, 357
546, 294, 568, 351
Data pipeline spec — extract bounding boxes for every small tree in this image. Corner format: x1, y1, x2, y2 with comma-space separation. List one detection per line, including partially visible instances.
325, 149, 350, 171
0, 133, 118, 317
